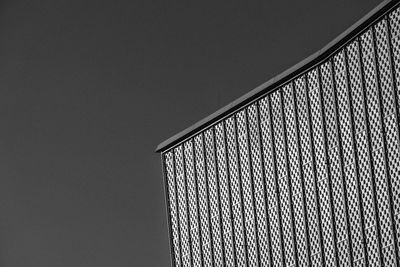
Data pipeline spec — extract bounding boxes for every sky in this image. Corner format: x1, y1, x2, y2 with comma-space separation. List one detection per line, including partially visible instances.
0, 0, 381, 266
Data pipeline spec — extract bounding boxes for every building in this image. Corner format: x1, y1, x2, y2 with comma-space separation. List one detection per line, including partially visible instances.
156, 1, 400, 266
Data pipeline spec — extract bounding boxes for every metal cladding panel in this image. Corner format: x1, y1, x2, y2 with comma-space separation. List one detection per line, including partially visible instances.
236, 110, 260, 267
175, 146, 192, 267
320, 60, 352, 267
259, 96, 284, 267
193, 135, 213, 267
308, 67, 337, 267
270, 89, 297, 267
214, 123, 235, 267
282, 82, 309, 267
165, 151, 182, 267
183, 141, 202, 267
334, 49, 367, 266
361, 28, 397, 267
247, 103, 271, 267
347, 39, 382, 267
160, 3, 400, 267
204, 129, 224, 267
389, 9, 400, 263
225, 116, 247, 267
375, 17, 400, 265
294, 75, 323, 267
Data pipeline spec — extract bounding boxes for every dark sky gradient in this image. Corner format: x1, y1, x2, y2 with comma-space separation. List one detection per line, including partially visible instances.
0, 0, 380, 266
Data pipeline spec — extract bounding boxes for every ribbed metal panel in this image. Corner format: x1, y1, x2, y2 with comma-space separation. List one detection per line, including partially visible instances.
334, 49, 367, 266
160, 3, 400, 267
215, 122, 236, 267
282, 82, 310, 267
194, 135, 213, 267
236, 110, 260, 267
259, 96, 284, 267
204, 129, 225, 267
294, 75, 323, 267
247, 103, 272, 267
183, 141, 203, 267
270, 89, 297, 267
225, 116, 248, 267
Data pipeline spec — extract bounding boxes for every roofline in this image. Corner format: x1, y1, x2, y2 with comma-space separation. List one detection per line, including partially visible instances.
156, 0, 397, 153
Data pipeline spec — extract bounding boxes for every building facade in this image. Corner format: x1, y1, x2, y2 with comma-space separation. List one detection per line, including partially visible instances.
156, 1, 400, 266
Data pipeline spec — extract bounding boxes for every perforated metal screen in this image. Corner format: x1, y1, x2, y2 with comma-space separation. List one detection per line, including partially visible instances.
161, 3, 400, 267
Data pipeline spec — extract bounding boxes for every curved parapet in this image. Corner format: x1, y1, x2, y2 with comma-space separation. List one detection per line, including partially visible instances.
159, 1, 400, 267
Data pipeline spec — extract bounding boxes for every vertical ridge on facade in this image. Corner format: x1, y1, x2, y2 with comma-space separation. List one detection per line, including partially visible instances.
255, 102, 274, 266
343, 44, 369, 266
331, 54, 355, 267
373, 16, 400, 266
292, 78, 313, 266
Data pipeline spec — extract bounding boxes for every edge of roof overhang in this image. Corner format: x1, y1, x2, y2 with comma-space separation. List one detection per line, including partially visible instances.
155, 0, 397, 153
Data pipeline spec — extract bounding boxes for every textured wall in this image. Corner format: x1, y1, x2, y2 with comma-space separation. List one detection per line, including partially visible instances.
162, 3, 400, 267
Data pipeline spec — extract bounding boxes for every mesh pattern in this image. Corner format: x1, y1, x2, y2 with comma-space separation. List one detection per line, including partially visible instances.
283, 82, 310, 266
390, 6, 400, 119
361, 28, 396, 266
333, 49, 366, 265
162, 3, 400, 267
237, 110, 260, 267
308, 67, 337, 267
214, 123, 235, 267
204, 129, 224, 267
389, 7, 400, 261
165, 151, 182, 266
271, 89, 296, 267
247, 103, 271, 267
294, 75, 323, 267
194, 135, 213, 267
259, 97, 284, 267
320, 59, 351, 267
225, 116, 247, 267
183, 141, 203, 267
175, 146, 192, 267
377, 16, 400, 262
347, 39, 381, 266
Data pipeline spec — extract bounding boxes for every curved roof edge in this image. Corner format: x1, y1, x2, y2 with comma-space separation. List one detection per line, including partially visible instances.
156, 0, 396, 153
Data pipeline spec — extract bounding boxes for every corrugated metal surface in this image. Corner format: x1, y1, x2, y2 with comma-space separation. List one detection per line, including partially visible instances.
160, 1, 400, 266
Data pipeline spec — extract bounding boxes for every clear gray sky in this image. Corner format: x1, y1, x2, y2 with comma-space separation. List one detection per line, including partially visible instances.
0, 0, 380, 266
